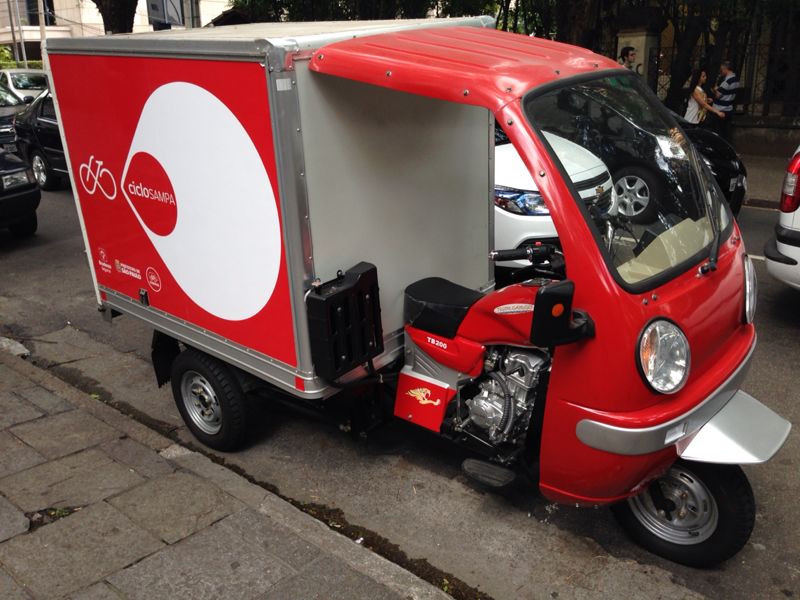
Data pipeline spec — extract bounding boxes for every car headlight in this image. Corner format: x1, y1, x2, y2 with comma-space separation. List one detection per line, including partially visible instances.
638, 319, 690, 394
494, 186, 549, 216
743, 254, 757, 324
2, 170, 30, 189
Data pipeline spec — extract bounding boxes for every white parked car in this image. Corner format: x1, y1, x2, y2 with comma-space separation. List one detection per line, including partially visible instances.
765, 145, 800, 290
0, 69, 48, 103
494, 130, 615, 269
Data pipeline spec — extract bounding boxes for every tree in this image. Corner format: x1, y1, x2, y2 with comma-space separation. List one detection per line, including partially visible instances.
91, 0, 139, 34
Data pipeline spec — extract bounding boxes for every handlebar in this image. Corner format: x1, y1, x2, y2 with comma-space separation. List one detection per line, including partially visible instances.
490, 245, 553, 262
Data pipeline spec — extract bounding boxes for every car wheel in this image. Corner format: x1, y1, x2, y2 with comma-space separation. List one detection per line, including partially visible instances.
613, 166, 663, 224
31, 151, 58, 190
611, 460, 755, 568
170, 348, 248, 451
9, 212, 37, 237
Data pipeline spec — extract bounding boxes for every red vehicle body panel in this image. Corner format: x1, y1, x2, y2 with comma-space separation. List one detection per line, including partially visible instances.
314, 27, 753, 504
395, 371, 456, 431
406, 327, 485, 377
48, 55, 298, 368
310, 26, 619, 112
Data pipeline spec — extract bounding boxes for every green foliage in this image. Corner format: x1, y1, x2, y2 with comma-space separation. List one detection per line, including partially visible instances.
0, 60, 44, 69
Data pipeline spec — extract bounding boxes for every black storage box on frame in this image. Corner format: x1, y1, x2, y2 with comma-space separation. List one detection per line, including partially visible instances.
306, 262, 384, 381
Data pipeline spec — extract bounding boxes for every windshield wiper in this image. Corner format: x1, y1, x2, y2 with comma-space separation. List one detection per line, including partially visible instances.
700, 228, 721, 274
699, 188, 721, 274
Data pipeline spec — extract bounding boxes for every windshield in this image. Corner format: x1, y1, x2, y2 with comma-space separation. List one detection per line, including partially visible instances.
0, 86, 20, 106
11, 73, 47, 90
524, 73, 729, 287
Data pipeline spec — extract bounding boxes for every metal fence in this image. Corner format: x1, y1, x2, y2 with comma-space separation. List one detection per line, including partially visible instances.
648, 44, 800, 119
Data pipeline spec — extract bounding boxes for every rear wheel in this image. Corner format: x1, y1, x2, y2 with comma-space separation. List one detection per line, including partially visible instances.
31, 151, 59, 190
170, 348, 248, 451
611, 460, 755, 567
9, 212, 37, 237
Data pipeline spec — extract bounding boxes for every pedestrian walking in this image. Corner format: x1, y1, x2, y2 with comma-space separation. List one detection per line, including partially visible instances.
684, 69, 724, 124
705, 60, 740, 141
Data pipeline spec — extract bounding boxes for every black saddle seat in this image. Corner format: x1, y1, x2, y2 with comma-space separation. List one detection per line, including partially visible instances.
404, 277, 484, 339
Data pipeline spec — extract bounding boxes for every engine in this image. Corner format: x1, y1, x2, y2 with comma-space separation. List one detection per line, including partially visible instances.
460, 348, 549, 446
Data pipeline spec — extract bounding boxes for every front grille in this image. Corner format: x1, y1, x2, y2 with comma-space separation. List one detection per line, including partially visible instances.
574, 172, 611, 193
593, 187, 613, 210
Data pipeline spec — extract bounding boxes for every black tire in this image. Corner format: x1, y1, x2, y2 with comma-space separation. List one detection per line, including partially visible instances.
31, 150, 59, 191
170, 348, 248, 451
613, 166, 664, 224
611, 460, 755, 568
9, 212, 37, 238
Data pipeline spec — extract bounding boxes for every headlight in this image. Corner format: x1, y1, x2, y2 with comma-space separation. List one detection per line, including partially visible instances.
494, 186, 549, 216
743, 254, 757, 324
2, 171, 29, 189
638, 319, 690, 394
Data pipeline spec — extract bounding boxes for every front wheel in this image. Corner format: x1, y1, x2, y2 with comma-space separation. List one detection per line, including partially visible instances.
170, 348, 248, 451
611, 460, 755, 567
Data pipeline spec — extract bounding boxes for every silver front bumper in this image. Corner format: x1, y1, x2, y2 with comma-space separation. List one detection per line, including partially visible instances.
576, 340, 792, 463
676, 390, 791, 464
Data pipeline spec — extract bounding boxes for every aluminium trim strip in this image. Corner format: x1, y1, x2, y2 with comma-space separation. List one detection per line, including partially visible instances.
45, 38, 271, 62
101, 289, 407, 400
101, 288, 330, 399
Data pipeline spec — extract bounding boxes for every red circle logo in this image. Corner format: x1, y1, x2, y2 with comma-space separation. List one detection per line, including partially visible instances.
123, 152, 178, 236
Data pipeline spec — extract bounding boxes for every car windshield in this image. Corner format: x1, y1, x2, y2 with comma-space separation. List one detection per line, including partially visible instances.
11, 73, 47, 90
523, 73, 729, 287
0, 86, 21, 106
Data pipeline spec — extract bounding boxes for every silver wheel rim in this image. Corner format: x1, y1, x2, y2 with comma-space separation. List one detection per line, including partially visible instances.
32, 155, 47, 187
180, 370, 222, 435
615, 175, 650, 217
628, 464, 718, 545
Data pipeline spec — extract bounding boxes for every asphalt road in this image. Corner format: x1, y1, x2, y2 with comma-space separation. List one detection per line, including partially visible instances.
1, 188, 798, 599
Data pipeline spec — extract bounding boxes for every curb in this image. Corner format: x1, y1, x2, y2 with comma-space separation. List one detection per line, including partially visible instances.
744, 197, 779, 210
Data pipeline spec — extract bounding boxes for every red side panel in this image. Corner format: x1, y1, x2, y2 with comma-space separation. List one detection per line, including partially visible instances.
394, 370, 455, 432
457, 282, 541, 346
406, 327, 484, 377
49, 55, 297, 367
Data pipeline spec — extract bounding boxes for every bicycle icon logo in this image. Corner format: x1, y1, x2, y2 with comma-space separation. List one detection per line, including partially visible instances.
79, 155, 117, 200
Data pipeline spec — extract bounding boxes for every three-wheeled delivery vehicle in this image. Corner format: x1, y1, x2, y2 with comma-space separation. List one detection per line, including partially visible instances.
46, 18, 791, 567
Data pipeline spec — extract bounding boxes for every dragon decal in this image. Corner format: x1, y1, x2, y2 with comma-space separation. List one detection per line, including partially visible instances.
406, 387, 441, 406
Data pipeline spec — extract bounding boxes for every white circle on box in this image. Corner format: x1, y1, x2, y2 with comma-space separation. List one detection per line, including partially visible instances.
121, 82, 281, 321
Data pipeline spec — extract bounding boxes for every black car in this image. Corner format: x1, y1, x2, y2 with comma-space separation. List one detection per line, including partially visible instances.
678, 115, 747, 215
529, 86, 748, 221
14, 90, 67, 190
0, 84, 27, 155
0, 148, 41, 237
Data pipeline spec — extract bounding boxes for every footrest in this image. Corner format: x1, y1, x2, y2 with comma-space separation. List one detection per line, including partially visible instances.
462, 458, 516, 488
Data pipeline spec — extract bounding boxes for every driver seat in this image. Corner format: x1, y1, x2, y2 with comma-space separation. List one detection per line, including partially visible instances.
404, 278, 484, 339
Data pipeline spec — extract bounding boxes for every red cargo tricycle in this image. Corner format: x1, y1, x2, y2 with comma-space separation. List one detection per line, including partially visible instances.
48, 19, 790, 568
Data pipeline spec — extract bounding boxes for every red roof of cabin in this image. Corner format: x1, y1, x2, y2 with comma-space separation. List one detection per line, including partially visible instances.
310, 26, 621, 112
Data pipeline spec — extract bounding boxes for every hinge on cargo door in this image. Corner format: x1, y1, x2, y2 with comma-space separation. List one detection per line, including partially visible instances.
139, 289, 149, 307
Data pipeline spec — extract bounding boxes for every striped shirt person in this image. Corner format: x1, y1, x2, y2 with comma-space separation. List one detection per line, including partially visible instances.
712, 61, 740, 113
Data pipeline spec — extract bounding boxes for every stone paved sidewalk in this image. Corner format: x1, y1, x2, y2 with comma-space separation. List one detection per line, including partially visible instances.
0, 351, 449, 600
